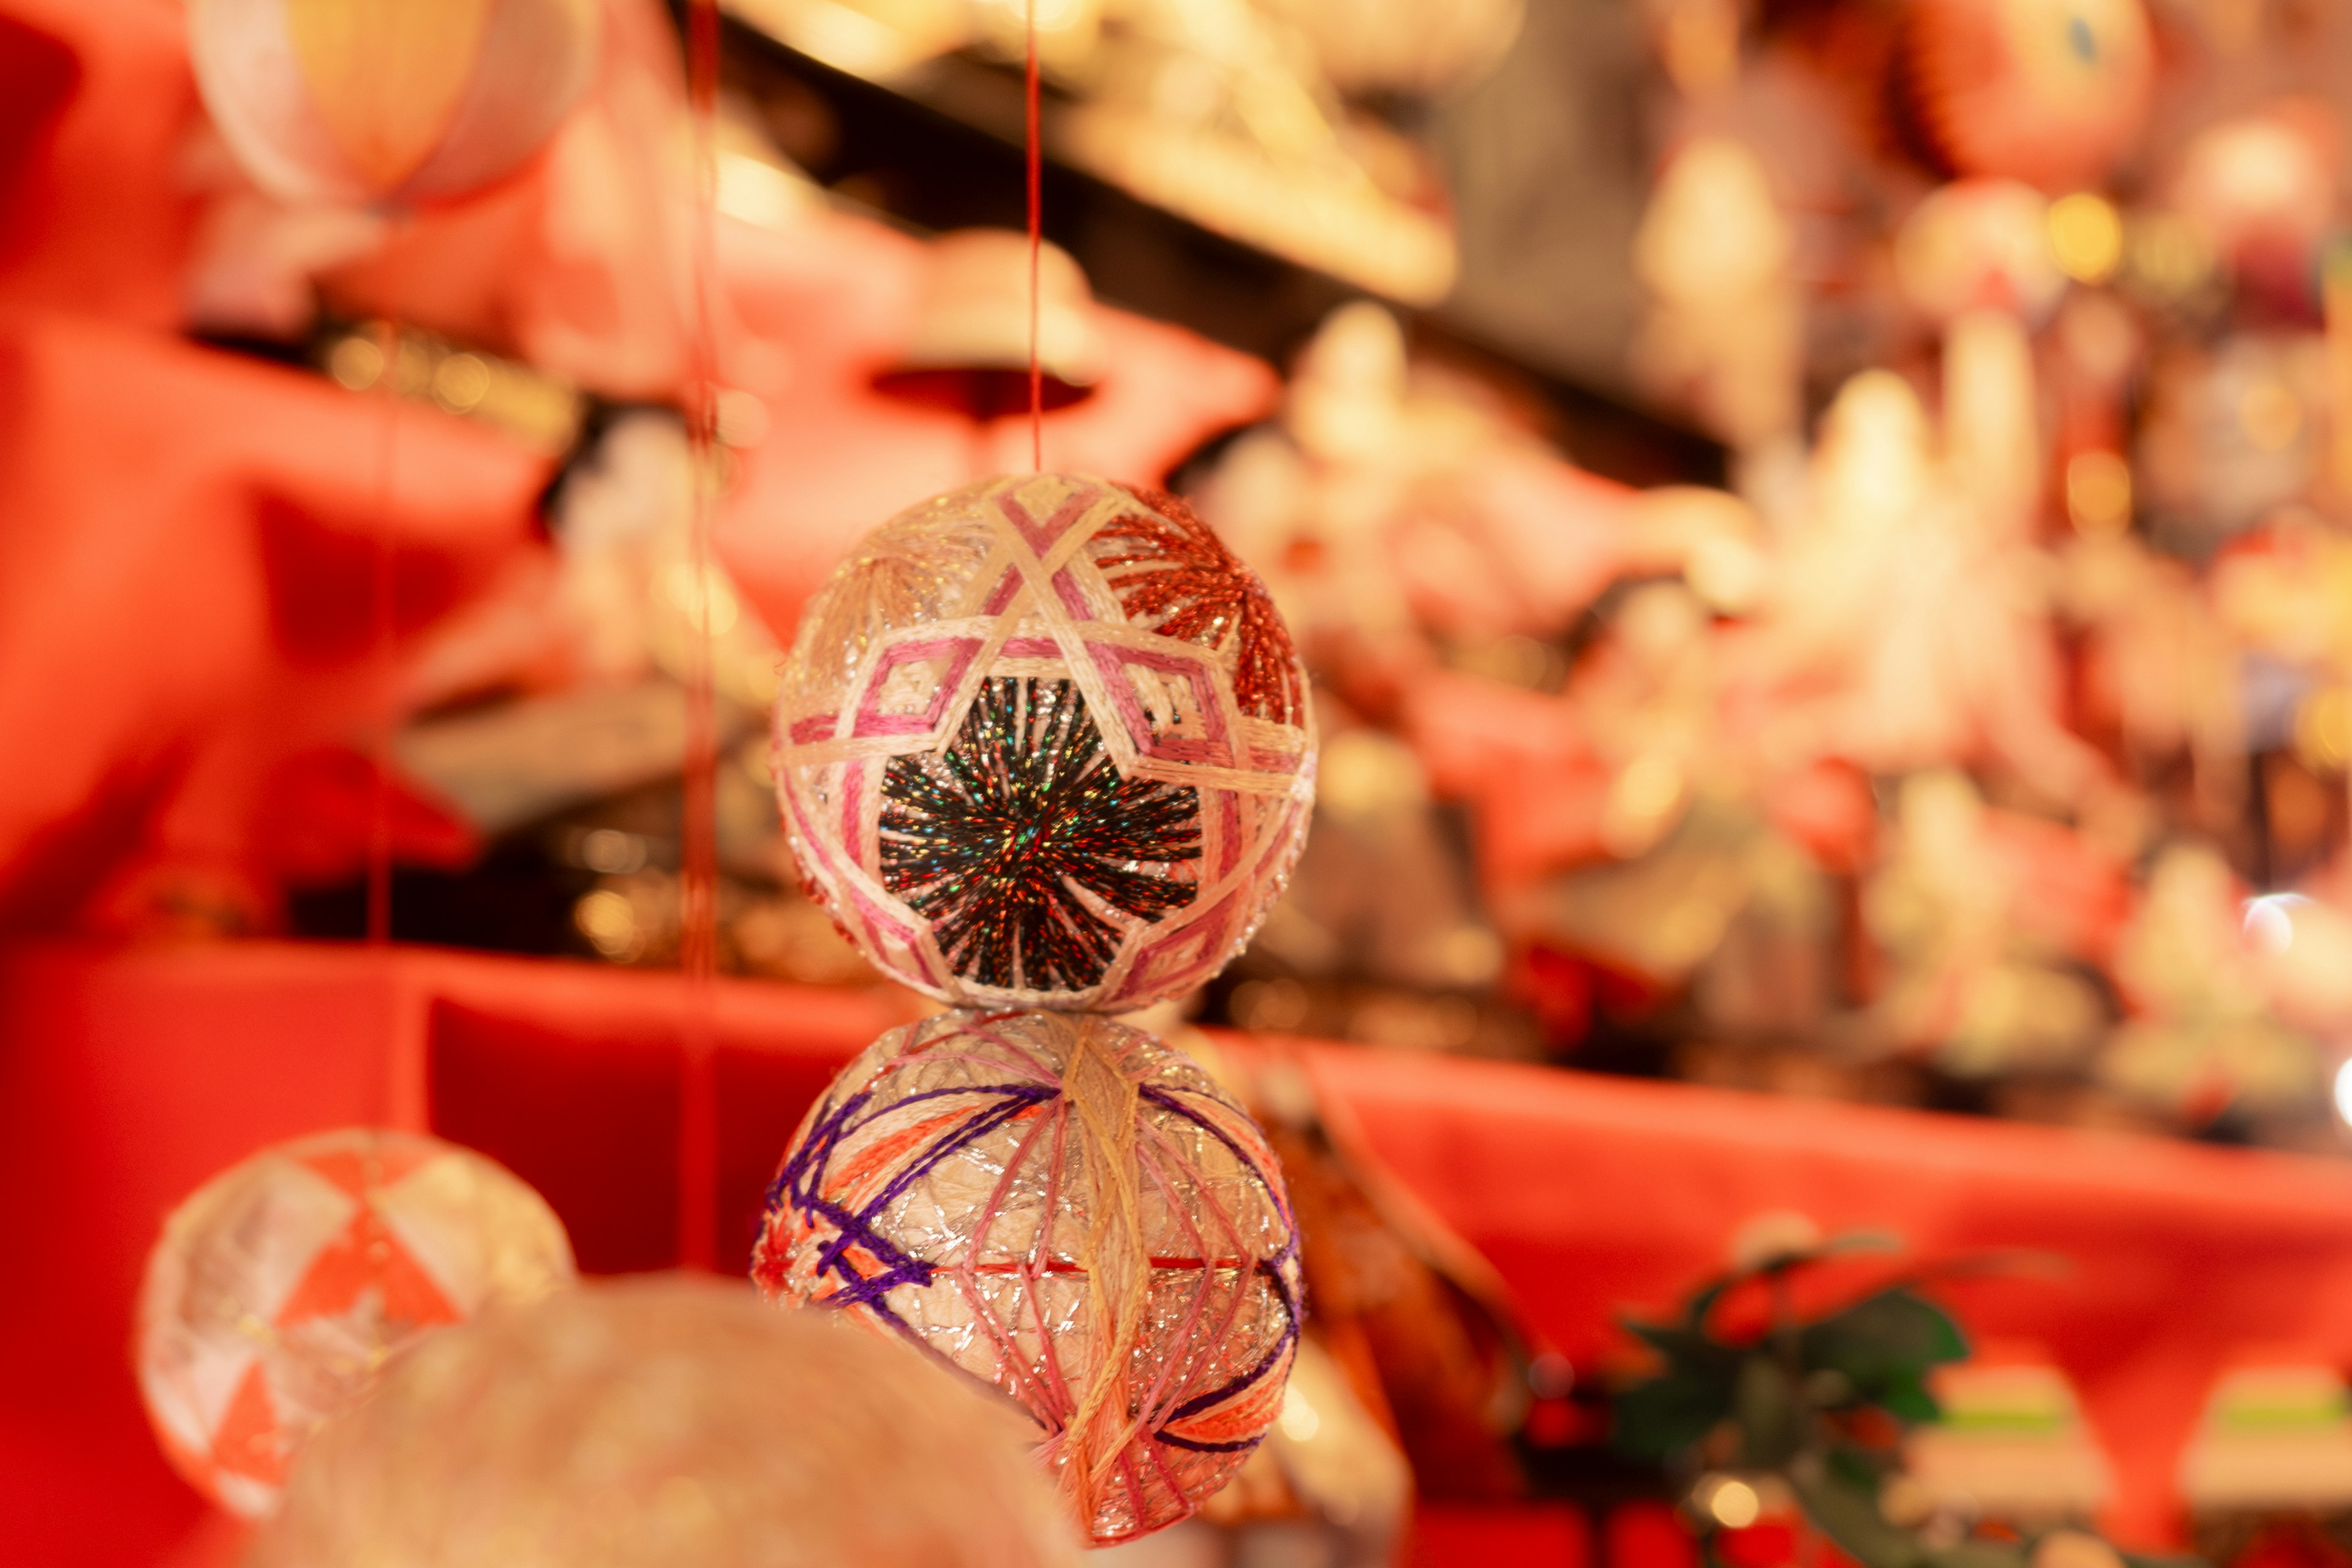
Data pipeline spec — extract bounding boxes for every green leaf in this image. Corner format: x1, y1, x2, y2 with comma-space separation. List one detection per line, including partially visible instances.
1614, 1368, 1737, 1461
1801, 1289, 1968, 1417
1876, 1372, 1942, 1427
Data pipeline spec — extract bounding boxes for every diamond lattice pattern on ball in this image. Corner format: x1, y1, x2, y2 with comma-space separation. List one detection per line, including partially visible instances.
772, 473, 1316, 1012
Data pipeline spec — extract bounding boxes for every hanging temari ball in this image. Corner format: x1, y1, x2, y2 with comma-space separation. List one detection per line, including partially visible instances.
135, 1127, 576, 1518
187, 0, 601, 208
751, 1009, 1303, 1544
772, 473, 1315, 1012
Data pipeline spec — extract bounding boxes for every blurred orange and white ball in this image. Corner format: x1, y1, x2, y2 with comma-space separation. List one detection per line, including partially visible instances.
135, 1128, 575, 1518
187, 0, 601, 207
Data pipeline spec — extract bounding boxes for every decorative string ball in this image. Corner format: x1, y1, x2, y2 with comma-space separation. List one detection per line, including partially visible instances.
752, 1008, 1303, 1544
772, 472, 1316, 1013
187, 0, 601, 208
1898, 0, 2154, 192
135, 1127, 575, 1519
245, 1276, 1082, 1568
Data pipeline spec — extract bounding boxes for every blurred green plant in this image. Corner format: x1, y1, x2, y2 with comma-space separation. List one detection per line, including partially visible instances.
1611, 1227, 2200, 1568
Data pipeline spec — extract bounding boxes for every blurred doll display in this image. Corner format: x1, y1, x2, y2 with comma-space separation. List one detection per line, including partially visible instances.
1166, 0, 2352, 1154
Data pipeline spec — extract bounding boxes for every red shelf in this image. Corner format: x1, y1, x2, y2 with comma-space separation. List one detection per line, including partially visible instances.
10, 940, 2352, 1564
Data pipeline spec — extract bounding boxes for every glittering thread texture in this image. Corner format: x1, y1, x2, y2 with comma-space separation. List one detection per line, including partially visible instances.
1093, 489, 1304, 727
751, 1010, 1303, 1544
879, 677, 1203, 992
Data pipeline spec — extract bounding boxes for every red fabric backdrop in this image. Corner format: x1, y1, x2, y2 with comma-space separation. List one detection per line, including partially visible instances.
10, 941, 2352, 1566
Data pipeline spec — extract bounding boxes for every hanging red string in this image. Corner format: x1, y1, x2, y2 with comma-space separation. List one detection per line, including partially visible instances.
366, 318, 400, 947
677, 0, 723, 1273
1025, 0, 1042, 472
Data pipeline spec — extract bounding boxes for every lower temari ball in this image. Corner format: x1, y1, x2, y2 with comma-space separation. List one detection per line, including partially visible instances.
752, 1008, 1302, 1544
135, 1127, 576, 1517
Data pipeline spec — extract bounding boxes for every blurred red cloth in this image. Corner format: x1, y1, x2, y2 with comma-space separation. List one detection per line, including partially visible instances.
0, 315, 547, 933
0, 0, 196, 331
0, 0, 1275, 937
11, 941, 2352, 1562
710, 207, 1279, 647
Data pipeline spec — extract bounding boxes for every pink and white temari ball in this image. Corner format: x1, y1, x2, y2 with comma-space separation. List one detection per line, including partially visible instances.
772, 473, 1316, 1012
751, 1009, 1303, 1544
135, 1128, 576, 1518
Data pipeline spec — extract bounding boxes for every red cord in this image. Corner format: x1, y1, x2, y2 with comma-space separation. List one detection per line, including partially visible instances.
366, 318, 399, 948
678, 0, 722, 1273
1025, 0, 1042, 472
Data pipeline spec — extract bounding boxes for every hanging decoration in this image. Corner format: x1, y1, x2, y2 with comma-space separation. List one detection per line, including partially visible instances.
752, 1008, 1302, 1544
758, 8, 1309, 1547
245, 1276, 1084, 1568
186, 0, 601, 208
772, 472, 1316, 1012
135, 1127, 576, 1518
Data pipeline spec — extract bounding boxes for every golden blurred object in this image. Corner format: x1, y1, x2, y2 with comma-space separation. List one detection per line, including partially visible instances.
2239, 378, 2304, 453
2125, 212, 2217, 300
575, 887, 639, 959
2100, 845, 2322, 1119
1634, 137, 1802, 447
1899, 0, 2155, 192
1253, 0, 1525, 97
246, 1277, 1082, 1568
723, 0, 972, 80
2066, 450, 2133, 537
136, 1129, 576, 1520
1692, 1472, 1765, 1528
1602, 752, 1689, 859
2295, 689, 2352, 773
189, 0, 600, 206
321, 320, 581, 454
2048, 192, 2124, 284
1060, 103, 1455, 306
1944, 307, 2043, 539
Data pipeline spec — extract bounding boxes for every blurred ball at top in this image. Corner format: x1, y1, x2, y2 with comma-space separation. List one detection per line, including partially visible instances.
135, 1127, 575, 1518
772, 472, 1316, 1012
244, 1275, 1084, 1568
187, 0, 601, 207
1900, 0, 2154, 192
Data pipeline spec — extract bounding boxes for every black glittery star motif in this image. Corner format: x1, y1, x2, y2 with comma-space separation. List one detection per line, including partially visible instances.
880, 677, 1202, 991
